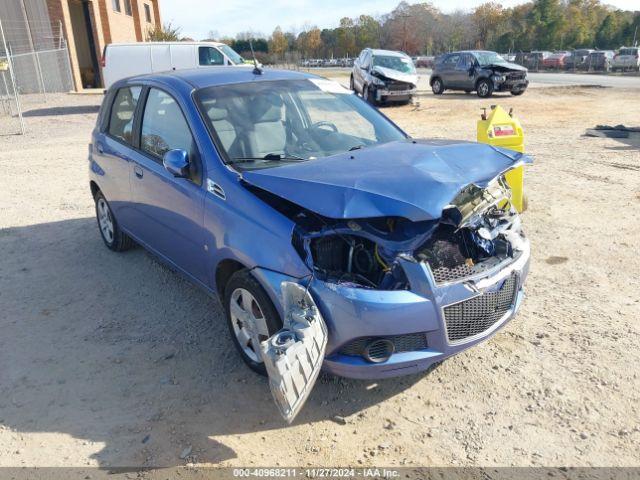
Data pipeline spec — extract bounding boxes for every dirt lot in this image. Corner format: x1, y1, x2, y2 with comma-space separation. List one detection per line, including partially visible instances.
1, 85, 639, 469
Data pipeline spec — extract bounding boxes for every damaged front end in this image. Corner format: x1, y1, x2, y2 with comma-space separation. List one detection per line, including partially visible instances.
244, 165, 528, 423
288, 174, 525, 292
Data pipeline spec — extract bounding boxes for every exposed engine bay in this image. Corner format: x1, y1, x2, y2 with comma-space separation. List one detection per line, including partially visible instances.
248, 173, 526, 290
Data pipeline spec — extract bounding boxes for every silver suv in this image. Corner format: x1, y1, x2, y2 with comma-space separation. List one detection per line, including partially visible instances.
351, 48, 418, 106
612, 47, 640, 72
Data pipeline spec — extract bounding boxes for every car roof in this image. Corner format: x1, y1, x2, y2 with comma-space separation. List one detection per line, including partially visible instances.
125, 67, 320, 90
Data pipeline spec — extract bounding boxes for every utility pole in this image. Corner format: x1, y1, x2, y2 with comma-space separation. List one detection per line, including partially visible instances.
398, 13, 410, 53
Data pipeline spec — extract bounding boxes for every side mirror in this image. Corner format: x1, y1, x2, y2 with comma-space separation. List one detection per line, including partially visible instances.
163, 149, 190, 177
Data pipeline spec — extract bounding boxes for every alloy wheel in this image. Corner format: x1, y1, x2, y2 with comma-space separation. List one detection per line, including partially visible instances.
97, 197, 114, 245
229, 288, 270, 363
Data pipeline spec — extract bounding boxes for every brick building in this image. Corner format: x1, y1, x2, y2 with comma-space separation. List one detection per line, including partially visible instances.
46, 0, 161, 89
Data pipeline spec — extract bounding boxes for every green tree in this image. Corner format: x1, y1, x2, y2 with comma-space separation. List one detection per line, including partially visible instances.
146, 22, 181, 41
527, 0, 566, 50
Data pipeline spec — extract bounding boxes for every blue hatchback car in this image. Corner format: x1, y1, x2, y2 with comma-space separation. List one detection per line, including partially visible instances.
90, 67, 530, 421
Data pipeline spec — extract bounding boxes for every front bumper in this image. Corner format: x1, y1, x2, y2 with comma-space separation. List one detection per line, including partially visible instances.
495, 78, 529, 92
255, 238, 530, 380
376, 87, 417, 102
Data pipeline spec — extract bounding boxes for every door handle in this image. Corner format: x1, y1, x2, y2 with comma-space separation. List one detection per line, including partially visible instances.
134, 165, 144, 178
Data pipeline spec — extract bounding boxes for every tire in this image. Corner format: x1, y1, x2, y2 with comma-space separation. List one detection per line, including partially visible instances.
94, 190, 134, 252
224, 269, 282, 376
511, 88, 525, 96
363, 84, 376, 105
349, 75, 355, 92
476, 78, 493, 98
431, 77, 444, 95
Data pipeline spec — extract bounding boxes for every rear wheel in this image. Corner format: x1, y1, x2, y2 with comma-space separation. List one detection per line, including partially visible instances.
224, 270, 282, 376
511, 88, 525, 96
349, 75, 355, 92
94, 191, 134, 252
476, 78, 493, 98
431, 77, 444, 95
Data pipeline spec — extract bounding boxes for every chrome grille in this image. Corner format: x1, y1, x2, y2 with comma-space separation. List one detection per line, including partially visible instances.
444, 274, 518, 342
430, 260, 496, 284
340, 333, 428, 357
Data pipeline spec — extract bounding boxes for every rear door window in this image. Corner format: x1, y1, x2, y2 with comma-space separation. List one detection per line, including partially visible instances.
444, 54, 460, 67
140, 88, 196, 161
199, 46, 225, 66
107, 86, 142, 144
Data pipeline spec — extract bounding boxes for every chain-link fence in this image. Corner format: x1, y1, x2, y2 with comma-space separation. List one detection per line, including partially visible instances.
0, 18, 25, 135
0, 14, 74, 135
0, 17, 74, 96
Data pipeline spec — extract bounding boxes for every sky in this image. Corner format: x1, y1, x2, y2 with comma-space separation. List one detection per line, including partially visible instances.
161, 0, 639, 40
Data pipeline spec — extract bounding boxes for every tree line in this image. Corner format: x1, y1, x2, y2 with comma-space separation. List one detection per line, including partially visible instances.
154, 0, 640, 61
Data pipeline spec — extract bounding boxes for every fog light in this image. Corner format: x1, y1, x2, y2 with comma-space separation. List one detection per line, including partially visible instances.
363, 339, 395, 363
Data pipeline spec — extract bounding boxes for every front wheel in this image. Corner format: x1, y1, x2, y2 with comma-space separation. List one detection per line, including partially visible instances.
476, 78, 493, 98
363, 84, 377, 105
224, 270, 282, 376
349, 75, 355, 92
431, 77, 444, 95
94, 191, 134, 251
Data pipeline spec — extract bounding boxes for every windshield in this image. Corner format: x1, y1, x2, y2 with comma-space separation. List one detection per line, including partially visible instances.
475, 52, 508, 66
372, 55, 416, 74
218, 44, 244, 65
196, 79, 406, 170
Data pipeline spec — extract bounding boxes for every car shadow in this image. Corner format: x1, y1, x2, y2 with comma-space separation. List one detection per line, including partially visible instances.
22, 105, 101, 117
431, 92, 517, 99
0, 217, 429, 468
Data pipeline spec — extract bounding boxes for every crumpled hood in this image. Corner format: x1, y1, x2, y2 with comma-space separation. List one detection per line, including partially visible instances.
486, 62, 528, 73
372, 66, 418, 85
242, 140, 528, 222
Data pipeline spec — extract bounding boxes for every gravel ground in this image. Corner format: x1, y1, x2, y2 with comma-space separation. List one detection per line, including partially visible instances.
0, 86, 639, 469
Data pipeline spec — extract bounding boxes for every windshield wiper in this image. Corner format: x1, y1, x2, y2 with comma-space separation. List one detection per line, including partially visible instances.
230, 153, 307, 164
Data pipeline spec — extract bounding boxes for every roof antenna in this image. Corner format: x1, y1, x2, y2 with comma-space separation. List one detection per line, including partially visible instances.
249, 40, 263, 75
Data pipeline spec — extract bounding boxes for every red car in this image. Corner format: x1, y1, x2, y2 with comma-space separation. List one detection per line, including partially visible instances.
543, 51, 570, 69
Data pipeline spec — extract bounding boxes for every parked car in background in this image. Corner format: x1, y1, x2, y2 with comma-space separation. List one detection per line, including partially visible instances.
564, 49, 594, 70
351, 48, 418, 105
102, 42, 245, 89
415, 56, 435, 68
524, 51, 551, 70
612, 47, 640, 71
588, 50, 615, 71
90, 67, 530, 422
430, 50, 528, 98
542, 51, 570, 69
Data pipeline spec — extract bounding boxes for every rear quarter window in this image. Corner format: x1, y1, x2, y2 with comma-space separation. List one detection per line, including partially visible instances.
107, 86, 142, 145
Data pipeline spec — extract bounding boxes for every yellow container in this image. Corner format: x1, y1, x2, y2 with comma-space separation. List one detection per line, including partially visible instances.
476, 105, 526, 212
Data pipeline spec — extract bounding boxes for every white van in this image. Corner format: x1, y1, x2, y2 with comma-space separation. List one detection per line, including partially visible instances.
102, 41, 246, 88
